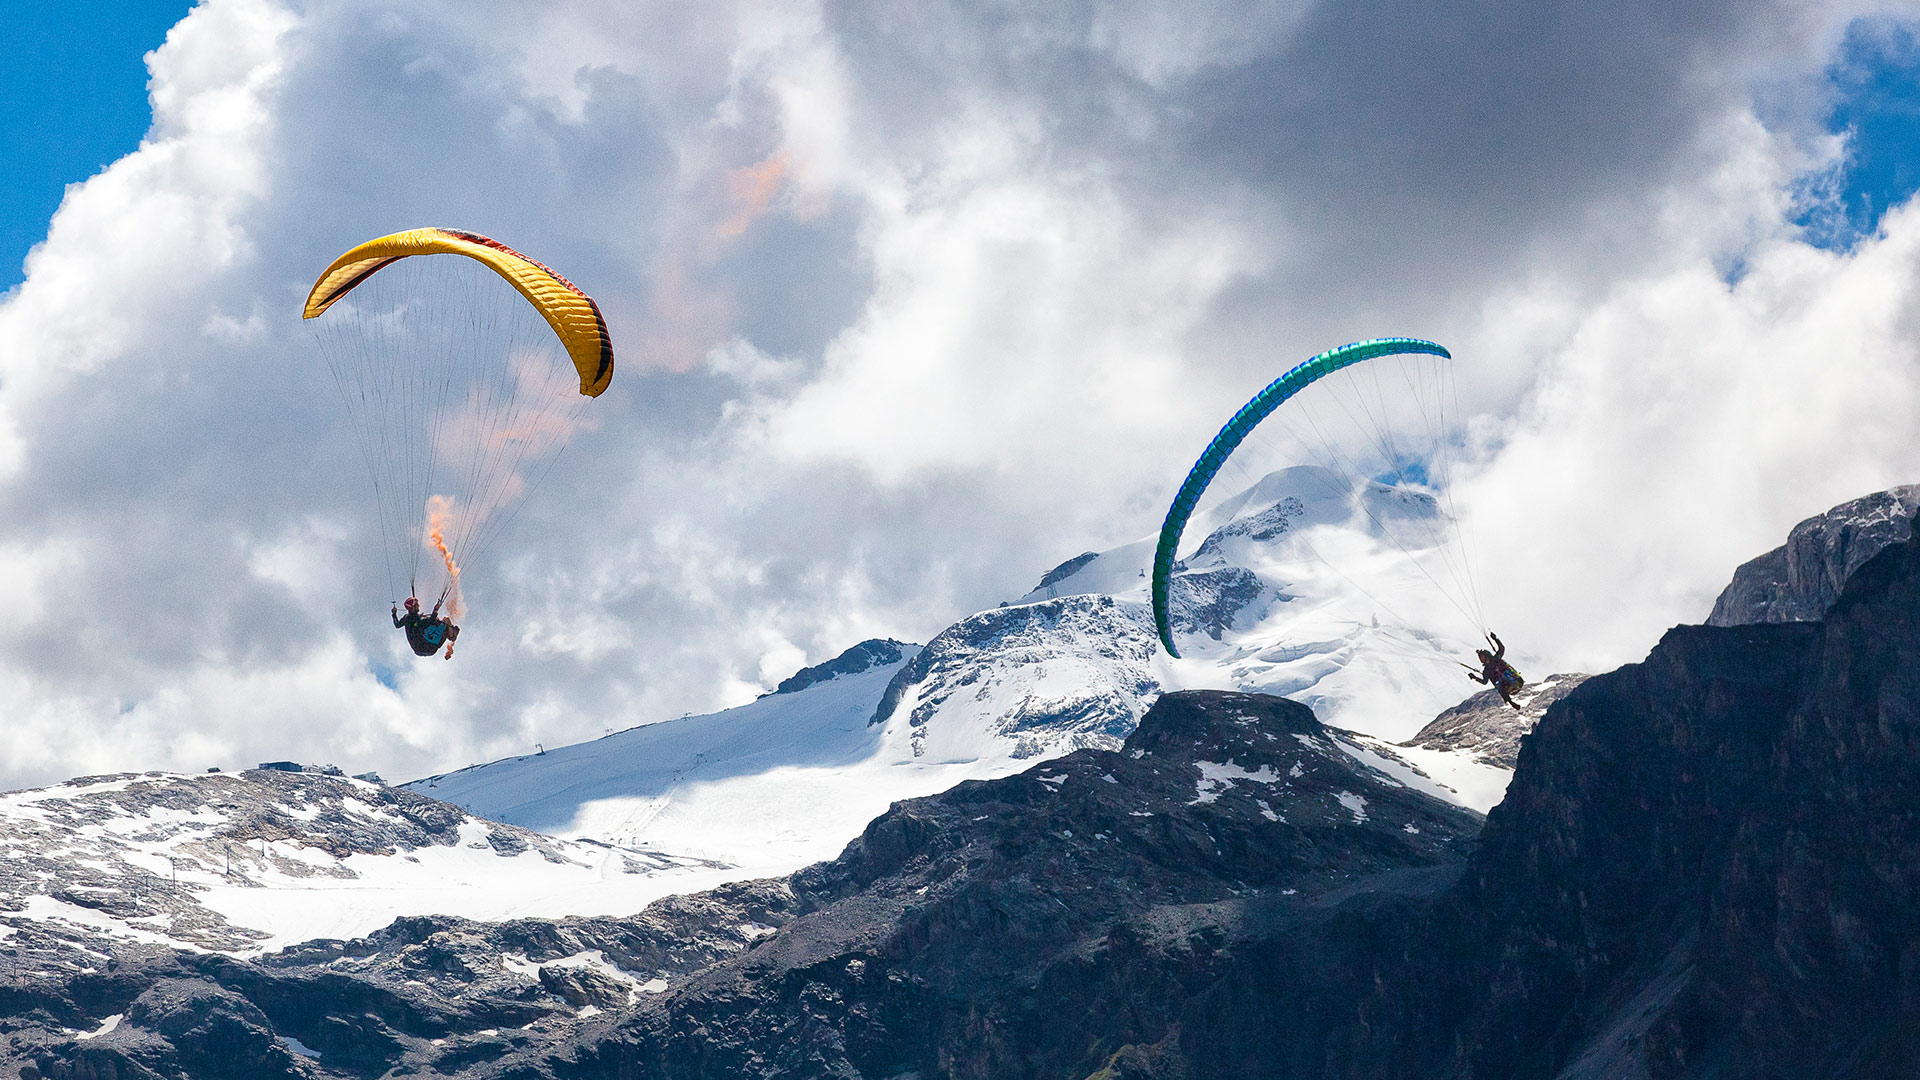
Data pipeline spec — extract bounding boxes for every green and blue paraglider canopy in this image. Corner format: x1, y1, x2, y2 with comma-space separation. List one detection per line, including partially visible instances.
1150, 337, 1456, 657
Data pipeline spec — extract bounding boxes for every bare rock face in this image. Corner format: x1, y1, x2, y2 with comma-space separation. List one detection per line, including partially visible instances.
1166, 564, 1286, 641
1405, 671, 1591, 768
1707, 485, 1920, 626
1457, 508, 1920, 1078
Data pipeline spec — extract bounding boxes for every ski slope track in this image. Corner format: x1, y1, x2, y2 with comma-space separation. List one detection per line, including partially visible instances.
410, 640, 1045, 878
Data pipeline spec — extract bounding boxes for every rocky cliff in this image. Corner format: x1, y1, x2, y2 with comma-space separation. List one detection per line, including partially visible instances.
1453, 506, 1920, 1077
1707, 485, 1919, 625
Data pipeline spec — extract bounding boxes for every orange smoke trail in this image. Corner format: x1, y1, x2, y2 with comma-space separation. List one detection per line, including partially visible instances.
717, 152, 789, 238
425, 495, 464, 620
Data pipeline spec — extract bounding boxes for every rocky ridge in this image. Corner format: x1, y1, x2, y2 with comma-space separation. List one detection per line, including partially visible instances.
1707, 484, 1919, 625
2, 689, 1483, 1078
764, 638, 911, 697
1403, 670, 1590, 769
0, 769, 712, 961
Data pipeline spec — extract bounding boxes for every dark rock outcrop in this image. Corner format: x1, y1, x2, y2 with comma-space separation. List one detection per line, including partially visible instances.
1031, 551, 1099, 594
764, 638, 913, 697
1453, 508, 1920, 1077
1707, 484, 1919, 625
1405, 670, 1590, 768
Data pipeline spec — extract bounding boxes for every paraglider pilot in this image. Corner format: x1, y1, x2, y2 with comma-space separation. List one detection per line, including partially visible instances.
1467, 631, 1524, 709
392, 596, 460, 660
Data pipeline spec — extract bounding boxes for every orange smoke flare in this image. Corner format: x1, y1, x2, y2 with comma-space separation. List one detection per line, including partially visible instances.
425, 495, 464, 620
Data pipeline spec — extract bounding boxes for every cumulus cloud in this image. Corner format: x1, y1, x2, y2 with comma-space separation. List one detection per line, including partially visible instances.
1463, 201, 1920, 673
0, 0, 1917, 788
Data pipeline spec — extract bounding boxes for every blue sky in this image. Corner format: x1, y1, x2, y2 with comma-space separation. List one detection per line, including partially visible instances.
2, 1, 1920, 789
0, 3, 193, 288
1800, 18, 1920, 249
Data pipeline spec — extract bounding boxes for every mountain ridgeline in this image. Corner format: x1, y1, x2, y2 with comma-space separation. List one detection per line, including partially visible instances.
4, 490, 1920, 1076
1707, 484, 1919, 625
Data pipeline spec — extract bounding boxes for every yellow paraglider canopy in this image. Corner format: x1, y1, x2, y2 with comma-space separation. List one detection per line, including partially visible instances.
303, 227, 613, 396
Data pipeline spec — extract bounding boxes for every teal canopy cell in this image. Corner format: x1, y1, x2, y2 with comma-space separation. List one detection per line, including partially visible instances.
1151, 337, 1452, 657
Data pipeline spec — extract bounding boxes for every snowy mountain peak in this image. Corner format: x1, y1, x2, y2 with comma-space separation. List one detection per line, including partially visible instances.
1191, 463, 1350, 526
869, 593, 1163, 761
1186, 494, 1311, 567
1182, 464, 1442, 561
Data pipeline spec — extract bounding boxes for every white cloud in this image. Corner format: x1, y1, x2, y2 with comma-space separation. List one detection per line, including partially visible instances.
748, 157, 1256, 486
0, 0, 1916, 790
0, 0, 293, 475
1463, 198, 1920, 673
0, 539, 81, 636
246, 515, 353, 611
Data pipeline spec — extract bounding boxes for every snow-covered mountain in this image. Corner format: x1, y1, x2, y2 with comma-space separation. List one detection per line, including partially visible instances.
408, 639, 1083, 877
1007, 465, 1496, 738
421, 464, 1540, 885
869, 594, 1163, 761
870, 464, 1541, 810
0, 768, 729, 959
